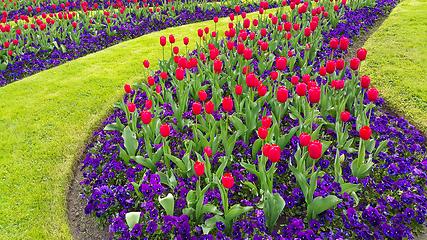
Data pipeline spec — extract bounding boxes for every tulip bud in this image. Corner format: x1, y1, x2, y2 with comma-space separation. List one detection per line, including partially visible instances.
302, 74, 310, 83
291, 76, 299, 85
204, 146, 212, 157
299, 133, 311, 146
243, 48, 252, 60
124, 84, 131, 93
169, 35, 175, 44
243, 19, 250, 28
141, 110, 151, 124
296, 83, 307, 96
222, 173, 234, 189
340, 111, 350, 122
213, 59, 222, 74
222, 97, 233, 112
235, 85, 243, 95
276, 57, 287, 71
258, 85, 267, 97
308, 140, 322, 159
194, 161, 205, 176
193, 102, 202, 115
145, 100, 152, 110
336, 59, 345, 71
304, 27, 311, 37
263, 144, 271, 157
359, 126, 371, 140
176, 67, 185, 81
156, 85, 161, 93
367, 88, 378, 102
262, 116, 272, 128
325, 60, 336, 74
308, 86, 321, 103
258, 127, 268, 139
339, 37, 349, 50
357, 48, 367, 61
127, 102, 136, 112
159, 123, 170, 137
268, 145, 281, 163
198, 90, 207, 101
277, 87, 288, 103
271, 71, 278, 80
160, 36, 166, 46
143, 60, 150, 68
350, 58, 360, 70
360, 75, 370, 89
205, 101, 214, 114
319, 67, 327, 76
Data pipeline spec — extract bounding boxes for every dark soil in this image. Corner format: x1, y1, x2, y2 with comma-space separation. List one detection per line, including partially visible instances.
66, 5, 427, 240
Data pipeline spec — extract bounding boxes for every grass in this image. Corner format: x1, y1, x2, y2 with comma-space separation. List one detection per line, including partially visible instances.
361, 0, 427, 133
0, 7, 283, 239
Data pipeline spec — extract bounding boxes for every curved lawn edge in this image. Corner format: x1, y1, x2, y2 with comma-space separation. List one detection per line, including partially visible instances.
361, 0, 427, 135
0, 8, 281, 240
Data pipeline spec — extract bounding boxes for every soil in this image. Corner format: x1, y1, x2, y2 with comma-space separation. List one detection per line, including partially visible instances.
66, 5, 427, 240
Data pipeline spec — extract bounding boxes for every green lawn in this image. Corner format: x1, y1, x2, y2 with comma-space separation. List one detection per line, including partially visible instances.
0, 8, 282, 239
361, 0, 427, 132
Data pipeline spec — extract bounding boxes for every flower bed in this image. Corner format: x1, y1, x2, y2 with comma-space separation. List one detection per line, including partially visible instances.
0, 0, 279, 85
80, 0, 427, 239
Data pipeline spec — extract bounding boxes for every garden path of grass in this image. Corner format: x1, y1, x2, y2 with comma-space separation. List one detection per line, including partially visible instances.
361, 0, 427, 133
0, 8, 282, 240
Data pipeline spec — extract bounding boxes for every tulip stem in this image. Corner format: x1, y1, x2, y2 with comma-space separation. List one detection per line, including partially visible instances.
310, 105, 315, 134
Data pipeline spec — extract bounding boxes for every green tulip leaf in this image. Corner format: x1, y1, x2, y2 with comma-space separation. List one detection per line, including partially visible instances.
125, 212, 141, 230
159, 193, 175, 216
307, 195, 340, 220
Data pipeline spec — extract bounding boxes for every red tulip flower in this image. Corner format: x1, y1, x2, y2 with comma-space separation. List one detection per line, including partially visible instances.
141, 110, 151, 124
308, 140, 322, 159
357, 48, 367, 61
258, 85, 267, 96
204, 146, 212, 157
8, 50, 13, 56
263, 144, 271, 157
360, 75, 370, 89
198, 90, 207, 101
222, 173, 234, 189
336, 59, 345, 71
330, 38, 339, 49
367, 88, 379, 102
147, 76, 155, 86
243, 48, 252, 60
276, 57, 287, 71
302, 74, 310, 83
262, 117, 272, 128
277, 87, 288, 103
258, 126, 268, 139
222, 97, 233, 112
237, 43, 245, 54
204, 27, 209, 34
143, 60, 149, 68
253, 19, 259, 26
183, 37, 189, 45
227, 41, 234, 50
325, 60, 336, 74
176, 67, 185, 81
291, 76, 299, 85
193, 102, 202, 115
160, 36, 166, 46
4, 41, 9, 48
156, 85, 161, 93
339, 37, 349, 50
235, 5, 240, 13
145, 100, 152, 110
319, 67, 326, 76
296, 83, 307, 96
246, 73, 256, 88
299, 133, 311, 147
205, 101, 214, 114
304, 27, 311, 37
124, 84, 131, 93
173, 47, 179, 55
341, 111, 350, 122
359, 126, 371, 140
214, 59, 222, 74
268, 144, 281, 163
261, 42, 268, 51
127, 102, 136, 112
169, 35, 175, 44
213, 17, 218, 23
194, 161, 205, 176
350, 58, 360, 70
243, 19, 250, 28
271, 71, 278, 80
308, 86, 321, 103
235, 85, 243, 95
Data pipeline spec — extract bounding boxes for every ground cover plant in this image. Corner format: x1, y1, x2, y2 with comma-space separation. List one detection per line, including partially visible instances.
361, 0, 427, 133
0, 0, 283, 84
80, 0, 427, 239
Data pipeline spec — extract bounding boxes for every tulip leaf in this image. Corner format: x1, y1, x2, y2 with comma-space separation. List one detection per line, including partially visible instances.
165, 154, 186, 172
306, 195, 340, 220
252, 138, 263, 161
277, 126, 299, 150
225, 205, 253, 224
153, 147, 164, 165
203, 215, 225, 235
215, 158, 228, 179
125, 212, 141, 230
123, 126, 138, 156
202, 204, 223, 215
135, 156, 156, 172
119, 147, 130, 165
307, 169, 320, 204
243, 181, 259, 196
131, 182, 142, 198
374, 140, 389, 159
289, 164, 309, 198
264, 191, 286, 233
159, 193, 175, 216
104, 117, 124, 132
311, 124, 323, 141
341, 183, 361, 194
230, 116, 247, 132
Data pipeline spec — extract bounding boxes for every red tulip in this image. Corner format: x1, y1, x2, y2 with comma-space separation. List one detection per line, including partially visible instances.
235, 5, 240, 13
212, 31, 217, 37
160, 123, 170, 137
253, 19, 259, 26
246, 73, 256, 88
258, 85, 267, 96
325, 60, 336, 74
304, 27, 311, 37
268, 144, 281, 163
291, 76, 299, 85
237, 43, 245, 54
293, 23, 299, 31
242, 12, 246, 18
243, 48, 252, 60
194, 161, 205, 176
160, 36, 166, 46
359, 126, 371, 140
145, 100, 152, 110
156, 85, 161, 94
204, 27, 209, 34
8, 50, 12, 56
176, 67, 185, 81
367, 88, 378, 102
127, 102, 136, 112
271, 71, 278, 80
4, 41, 9, 48
124, 84, 131, 93
310, 21, 317, 31
307, 81, 318, 90
205, 101, 214, 114
341, 111, 350, 122
213, 59, 222, 74
222, 173, 234, 189
193, 102, 202, 115
262, 117, 271, 128
277, 87, 288, 103
201, 147, 211, 159
263, 144, 271, 157
276, 57, 287, 71
173, 47, 179, 55
271, 16, 278, 25
350, 58, 360, 70
288, 50, 293, 57
222, 97, 233, 112
336, 59, 345, 71
141, 110, 151, 124
319, 67, 326, 76
235, 85, 243, 95
296, 83, 307, 96
357, 48, 367, 61
243, 66, 249, 75
308, 86, 321, 103
258, 126, 268, 139
143, 60, 149, 68
198, 90, 207, 101
12, 39, 18, 45
147, 76, 155, 86
261, 42, 268, 51
308, 140, 322, 159
243, 19, 250, 28
213, 16, 218, 22
361, 75, 370, 89
301, 74, 309, 84
339, 37, 349, 50
299, 133, 311, 146
169, 35, 175, 44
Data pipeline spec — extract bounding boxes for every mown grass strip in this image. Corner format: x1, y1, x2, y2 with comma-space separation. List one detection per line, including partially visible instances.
361, 0, 427, 132
0, 7, 282, 239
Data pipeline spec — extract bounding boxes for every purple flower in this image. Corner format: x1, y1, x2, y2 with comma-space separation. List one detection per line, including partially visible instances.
146, 220, 157, 234
132, 223, 142, 237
